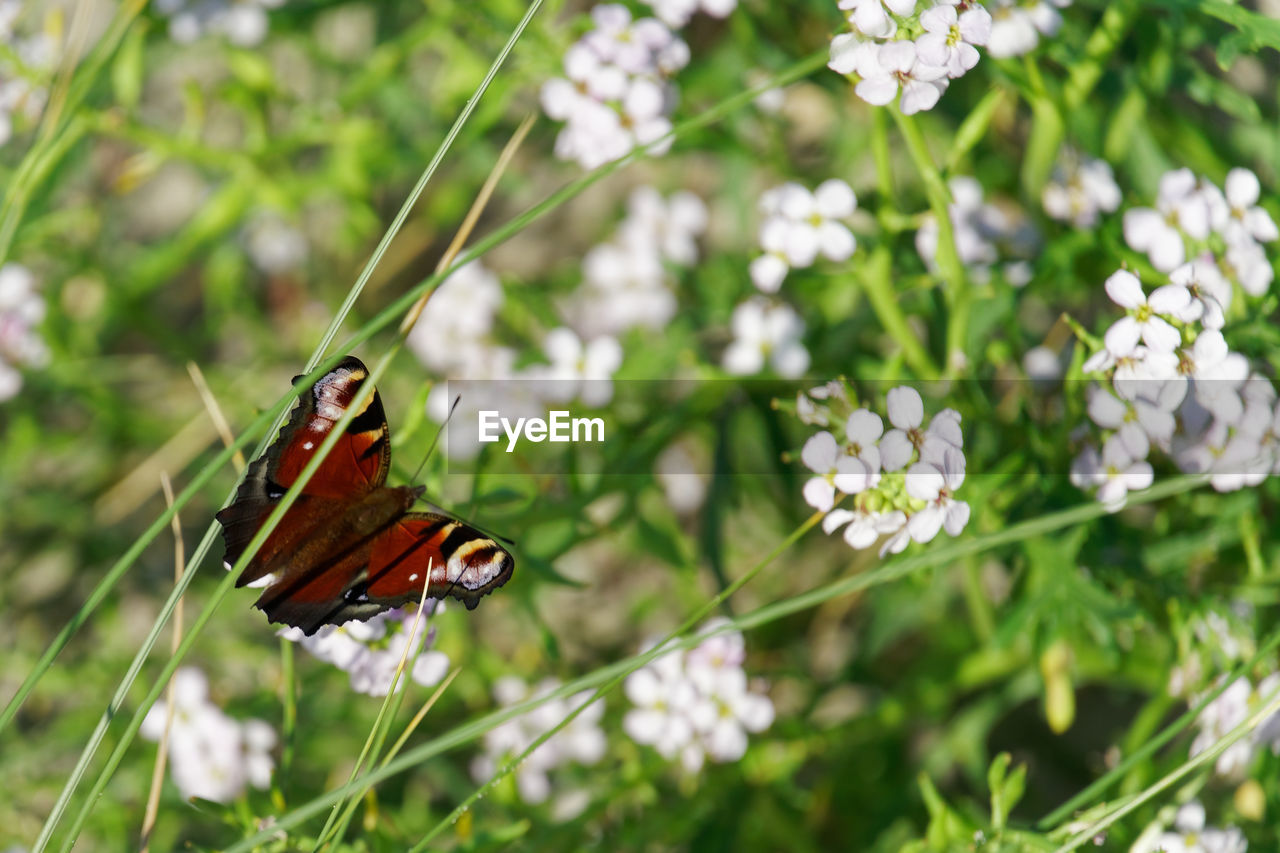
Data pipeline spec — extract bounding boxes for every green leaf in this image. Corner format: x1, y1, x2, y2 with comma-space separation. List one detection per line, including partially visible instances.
110, 22, 145, 110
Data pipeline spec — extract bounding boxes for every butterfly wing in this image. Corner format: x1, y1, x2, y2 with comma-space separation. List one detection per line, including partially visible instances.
251, 508, 514, 635
217, 356, 392, 586
364, 512, 515, 612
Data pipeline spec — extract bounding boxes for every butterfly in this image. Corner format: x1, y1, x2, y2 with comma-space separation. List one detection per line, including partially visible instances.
216, 356, 514, 635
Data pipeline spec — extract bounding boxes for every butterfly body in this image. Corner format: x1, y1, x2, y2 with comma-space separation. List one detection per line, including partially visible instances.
216, 357, 513, 635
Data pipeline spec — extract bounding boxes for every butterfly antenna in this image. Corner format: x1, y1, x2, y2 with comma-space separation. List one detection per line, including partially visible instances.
411, 394, 461, 484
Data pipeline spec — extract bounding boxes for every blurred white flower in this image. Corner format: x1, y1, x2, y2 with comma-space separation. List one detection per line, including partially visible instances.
722, 298, 810, 378
0, 5, 57, 146
279, 607, 450, 697
642, 0, 737, 29
408, 259, 514, 383
156, 0, 286, 47
750, 180, 857, 293
1133, 799, 1248, 853
625, 620, 773, 772
916, 176, 1039, 285
1042, 153, 1121, 228
0, 262, 48, 402
566, 187, 705, 338
471, 677, 606, 805
140, 666, 276, 803
538, 327, 624, 407
986, 0, 1071, 59
541, 5, 687, 169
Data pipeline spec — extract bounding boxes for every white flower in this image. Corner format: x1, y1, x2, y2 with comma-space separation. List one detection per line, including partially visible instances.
1134, 799, 1248, 853
879, 386, 925, 471
915, 5, 991, 78
800, 430, 879, 511
1042, 153, 1121, 228
986, 0, 1070, 59
536, 327, 624, 407
916, 176, 1037, 284
473, 677, 606, 804
1222, 167, 1279, 245
1100, 269, 1184, 357
838, 0, 916, 39
722, 298, 810, 377
904, 447, 970, 543
643, 0, 737, 28
1094, 434, 1154, 510
155, 0, 285, 46
750, 180, 857, 292
541, 5, 688, 168
280, 608, 450, 697
1169, 260, 1231, 330
0, 262, 48, 402
140, 666, 276, 803
851, 40, 949, 115
407, 260, 508, 377
1123, 168, 1216, 272
625, 622, 773, 771
1225, 234, 1274, 297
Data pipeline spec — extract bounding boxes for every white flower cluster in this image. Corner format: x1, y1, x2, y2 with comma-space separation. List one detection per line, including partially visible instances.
141, 666, 276, 803
1124, 168, 1278, 296
0, 263, 49, 402
798, 385, 970, 556
0, 1, 57, 147
624, 619, 775, 773
749, 179, 857, 293
541, 4, 689, 169
278, 606, 450, 697
722, 297, 810, 378
1184, 673, 1280, 781
1072, 266, 1280, 506
642, 0, 737, 29
470, 676, 606, 808
1132, 800, 1247, 853
1192, 672, 1280, 793
155, 0, 286, 47
410, 261, 506, 378
917, 175, 1039, 286
984, 0, 1070, 59
828, 1, 993, 115
565, 186, 707, 338
1041, 150, 1121, 228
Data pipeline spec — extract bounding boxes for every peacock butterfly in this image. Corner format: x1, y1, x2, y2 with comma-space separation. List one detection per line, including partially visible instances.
216, 356, 514, 635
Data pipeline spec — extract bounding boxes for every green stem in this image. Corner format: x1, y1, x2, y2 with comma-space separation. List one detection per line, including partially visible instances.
891, 108, 969, 376
858, 244, 937, 376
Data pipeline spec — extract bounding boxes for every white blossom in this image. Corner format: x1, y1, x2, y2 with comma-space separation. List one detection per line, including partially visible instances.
750, 180, 857, 293
140, 667, 276, 803
722, 298, 810, 378
279, 607, 450, 697
624, 620, 774, 772
541, 5, 687, 169
471, 677, 606, 805
1042, 153, 1121, 228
